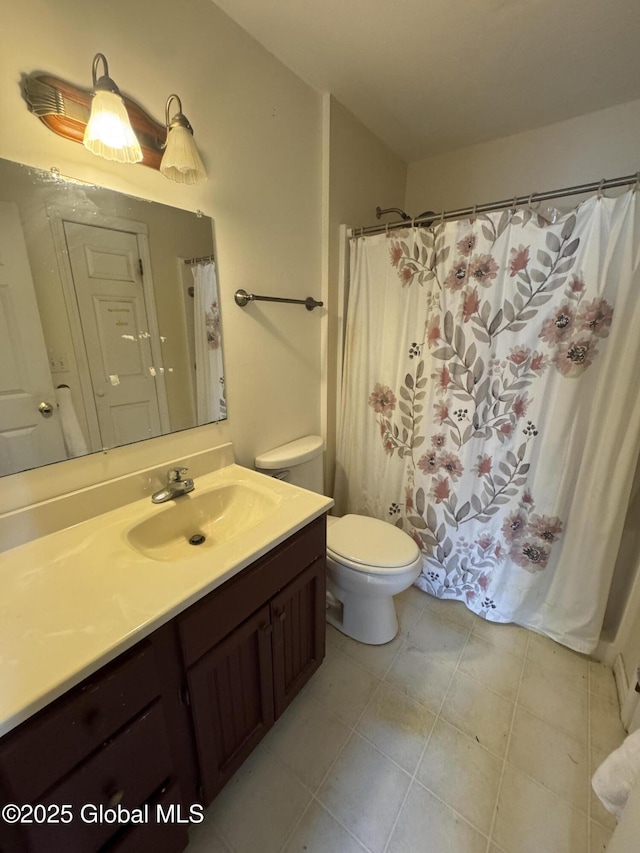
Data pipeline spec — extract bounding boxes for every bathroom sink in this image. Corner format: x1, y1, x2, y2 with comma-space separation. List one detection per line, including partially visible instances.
126, 482, 279, 562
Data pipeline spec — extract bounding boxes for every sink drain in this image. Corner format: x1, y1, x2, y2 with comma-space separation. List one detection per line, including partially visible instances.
189, 533, 206, 546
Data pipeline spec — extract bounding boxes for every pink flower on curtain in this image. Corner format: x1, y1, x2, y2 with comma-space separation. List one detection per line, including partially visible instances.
512, 395, 530, 419
554, 338, 594, 377
476, 533, 494, 551
577, 298, 614, 338
529, 514, 563, 543
405, 487, 414, 511
369, 384, 397, 414
478, 572, 491, 590
444, 261, 469, 291
470, 254, 499, 285
437, 366, 451, 392
401, 267, 414, 285
539, 304, 575, 344
431, 476, 450, 504
530, 352, 548, 373
502, 510, 528, 542
569, 275, 585, 294
427, 315, 442, 348
473, 454, 493, 476
438, 452, 464, 481
418, 451, 439, 473
462, 288, 480, 322
511, 541, 550, 572
205, 301, 221, 349
390, 242, 403, 267
508, 345, 531, 365
509, 245, 530, 276
431, 433, 447, 448
434, 401, 449, 423
457, 234, 477, 257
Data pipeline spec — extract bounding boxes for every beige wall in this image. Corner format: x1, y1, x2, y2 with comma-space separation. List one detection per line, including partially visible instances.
406, 98, 640, 214
324, 96, 407, 494
0, 0, 323, 512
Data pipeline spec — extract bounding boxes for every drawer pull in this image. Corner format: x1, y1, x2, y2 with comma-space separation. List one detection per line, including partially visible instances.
261, 623, 273, 635
276, 609, 287, 623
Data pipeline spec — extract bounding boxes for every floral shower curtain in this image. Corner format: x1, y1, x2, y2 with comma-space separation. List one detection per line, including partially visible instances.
192, 261, 226, 424
335, 190, 640, 652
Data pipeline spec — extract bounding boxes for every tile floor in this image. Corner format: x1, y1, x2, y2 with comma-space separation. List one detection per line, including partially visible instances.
187, 588, 625, 853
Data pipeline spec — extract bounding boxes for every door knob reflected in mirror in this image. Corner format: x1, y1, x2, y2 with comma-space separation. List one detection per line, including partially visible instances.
38, 401, 55, 417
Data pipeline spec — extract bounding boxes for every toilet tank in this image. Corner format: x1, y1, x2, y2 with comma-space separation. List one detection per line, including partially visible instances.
254, 435, 324, 494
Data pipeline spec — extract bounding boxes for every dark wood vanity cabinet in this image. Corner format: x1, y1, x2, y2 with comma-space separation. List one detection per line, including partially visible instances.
0, 516, 326, 853
0, 630, 194, 853
178, 516, 326, 803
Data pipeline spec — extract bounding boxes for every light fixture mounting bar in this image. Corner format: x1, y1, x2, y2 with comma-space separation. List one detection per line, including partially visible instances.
22, 73, 166, 170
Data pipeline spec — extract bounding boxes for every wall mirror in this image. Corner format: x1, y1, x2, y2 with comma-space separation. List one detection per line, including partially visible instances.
0, 157, 226, 477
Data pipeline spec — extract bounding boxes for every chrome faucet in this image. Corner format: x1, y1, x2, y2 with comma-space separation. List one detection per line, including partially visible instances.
151, 467, 195, 504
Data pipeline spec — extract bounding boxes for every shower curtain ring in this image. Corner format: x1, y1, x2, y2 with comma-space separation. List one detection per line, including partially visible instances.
597, 179, 606, 199
471, 203, 477, 222
511, 196, 518, 214
385, 222, 390, 237
634, 173, 640, 193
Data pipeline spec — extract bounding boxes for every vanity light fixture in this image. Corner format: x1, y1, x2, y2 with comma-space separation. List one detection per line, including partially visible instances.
160, 94, 207, 185
83, 53, 143, 164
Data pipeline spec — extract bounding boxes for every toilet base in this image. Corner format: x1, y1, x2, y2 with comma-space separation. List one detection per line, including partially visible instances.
325, 586, 399, 645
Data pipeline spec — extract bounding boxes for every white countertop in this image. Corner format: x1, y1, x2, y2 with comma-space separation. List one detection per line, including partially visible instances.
0, 463, 333, 738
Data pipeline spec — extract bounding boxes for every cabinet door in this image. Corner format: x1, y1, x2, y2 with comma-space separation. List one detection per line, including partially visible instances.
271, 557, 326, 718
187, 605, 274, 803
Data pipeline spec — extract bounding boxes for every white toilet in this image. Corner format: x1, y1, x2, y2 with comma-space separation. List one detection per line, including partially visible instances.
254, 436, 422, 645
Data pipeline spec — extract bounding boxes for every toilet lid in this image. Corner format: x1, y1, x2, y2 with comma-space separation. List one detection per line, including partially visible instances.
327, 514, 420, 573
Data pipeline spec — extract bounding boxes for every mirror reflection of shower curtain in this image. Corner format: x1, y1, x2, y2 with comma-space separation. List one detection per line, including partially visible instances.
191, 261, 226, 424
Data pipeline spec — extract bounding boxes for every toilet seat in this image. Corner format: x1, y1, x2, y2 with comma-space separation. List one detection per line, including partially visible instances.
326, 514, 420, 575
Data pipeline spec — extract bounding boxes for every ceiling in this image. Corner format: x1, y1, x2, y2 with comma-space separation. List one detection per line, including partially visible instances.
214, 0, 640, 162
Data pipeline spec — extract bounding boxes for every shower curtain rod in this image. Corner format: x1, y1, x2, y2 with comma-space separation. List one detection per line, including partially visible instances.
356, 172, 640, 237
184, 254, 215, 265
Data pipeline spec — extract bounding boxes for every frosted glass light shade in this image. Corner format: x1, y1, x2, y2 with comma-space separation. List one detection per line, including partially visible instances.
83, 90, 143, 164
160, 125, 207, 185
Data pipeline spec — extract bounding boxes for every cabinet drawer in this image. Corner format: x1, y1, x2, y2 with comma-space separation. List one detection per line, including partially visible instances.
0, 641, 160, 804
104, 782, 189, 853
179, 516, 326, 666
24, 702, 174, 853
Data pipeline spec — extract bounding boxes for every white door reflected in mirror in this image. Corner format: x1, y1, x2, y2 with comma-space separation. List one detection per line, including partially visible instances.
0, 157, 226, 477
0, 201, 67, 474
